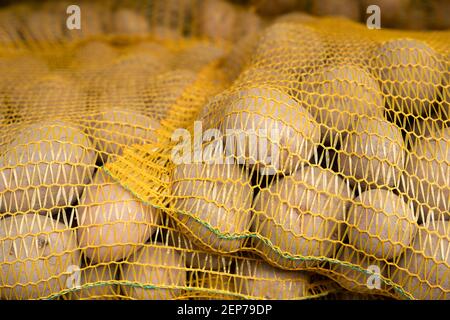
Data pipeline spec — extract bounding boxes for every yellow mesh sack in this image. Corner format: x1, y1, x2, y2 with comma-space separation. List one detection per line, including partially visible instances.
0, 0, 449, 301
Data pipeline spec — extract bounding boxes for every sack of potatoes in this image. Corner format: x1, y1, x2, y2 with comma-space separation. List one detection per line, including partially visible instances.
0, 0, 449, 301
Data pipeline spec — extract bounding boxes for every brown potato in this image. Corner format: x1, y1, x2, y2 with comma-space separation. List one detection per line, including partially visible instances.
8, 74, 87, 120
171, 163, 252, 253
401, 127, 450, 221
70, 41, 118, 72
112, 8, 149, 35
221, 32, 260, 81
253, 22, 326, 77
393, 220, 449, 300
167, 229, 234, 272
236, 258, 311, 299
77, 169, 160, 263
253, 165, 353, 269
221, 87, 320, 175
0, 121, 96, 214
86, 107, 161, 158
300, 65, 385, 143
373, 38, 444, 117
201, 0, 237, 41
338, 117, 405, 189
347, 189, 417, 260
0, 214, 79, 299
121, 243, 186, 299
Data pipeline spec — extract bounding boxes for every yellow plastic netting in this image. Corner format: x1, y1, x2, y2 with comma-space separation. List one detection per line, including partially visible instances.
0, 0, 449, 300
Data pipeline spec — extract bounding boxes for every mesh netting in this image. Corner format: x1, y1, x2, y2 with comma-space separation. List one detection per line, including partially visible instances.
0, 0, 449, 300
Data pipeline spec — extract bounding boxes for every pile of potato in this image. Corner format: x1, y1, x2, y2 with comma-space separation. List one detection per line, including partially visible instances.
0, 0, 449, 300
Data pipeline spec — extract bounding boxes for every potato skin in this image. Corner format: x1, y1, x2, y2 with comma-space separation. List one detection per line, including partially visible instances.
347, 189, 417, 260
236, 258, 310, 299
401, 127, 450, 221
171, 163, 252, 253
121, 244, 186, 300
77, 169, 160, 264
338, 117, 405, 190
0, 121, 96, 214
221, 87, 320, 175
201, 0, 237, 41
0, 214, 79, 300
86, 107, 161, 158
373, 39, 443, 117
253, 165, 353, 269
393, 221, 449, 300
112, 8, 149, 35
253, 23, 326, 77
300, 65, 384, 143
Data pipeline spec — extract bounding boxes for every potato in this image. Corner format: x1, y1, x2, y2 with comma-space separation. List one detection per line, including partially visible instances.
9, 74, 87, 120
393, 220, 449, 300
347, 189, 417, 260
171, 163, 252, 253
373, 39, 443, 117
331, 246, 388, 293
168, 229, 234, 271
253, 165, 353, 269
67, 263, 120, 300
300, 65, 384, 144
175, 43, 226, 72
108, 51, 171, 79
407, 117, 447, 143
221, 87, 320, 175
112, 8, 149, 35
235, 10, 264, 40
121, 243, 186, 299
77, 169, 160, 264
236, 258, 311, 299
311, 0, 361, 21
0, 214, 79, 299
338, 117, 405, 189
86, 107, 161, 158
0, 121, 96, 214
253, 22, 326, 77
188, 272, 236, 300
70, 41, 118, 72
201, 0, 237, 41
401, 127, 450, 221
